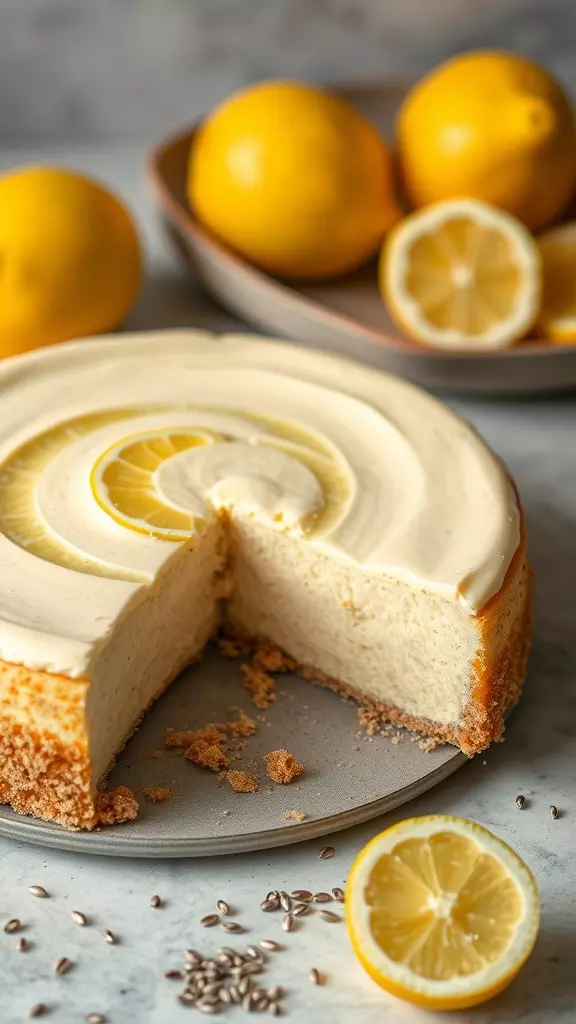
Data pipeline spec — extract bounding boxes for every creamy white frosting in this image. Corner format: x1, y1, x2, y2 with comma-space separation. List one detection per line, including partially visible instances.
0, 330, 520, 676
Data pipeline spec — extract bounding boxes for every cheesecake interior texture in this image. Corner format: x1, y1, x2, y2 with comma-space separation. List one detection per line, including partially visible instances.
0, 508, 530, 830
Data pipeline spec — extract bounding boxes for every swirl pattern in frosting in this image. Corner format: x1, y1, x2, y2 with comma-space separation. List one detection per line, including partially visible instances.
0, 330, 520, 676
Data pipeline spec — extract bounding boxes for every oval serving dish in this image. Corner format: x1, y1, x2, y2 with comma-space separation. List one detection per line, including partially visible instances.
147, 81, 576, 394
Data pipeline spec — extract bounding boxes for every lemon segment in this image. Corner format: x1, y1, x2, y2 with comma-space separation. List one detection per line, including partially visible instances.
537, 221, 576, 343
91, 430, 219, 541
381, 199, 541, 349
346, 815, 540, 1010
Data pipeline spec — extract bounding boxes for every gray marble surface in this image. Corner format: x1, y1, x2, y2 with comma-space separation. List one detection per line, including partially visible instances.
2, 0, 576, 142
0, 145, 576, 1022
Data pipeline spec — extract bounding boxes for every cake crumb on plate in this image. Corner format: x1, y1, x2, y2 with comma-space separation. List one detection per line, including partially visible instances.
225, 770, 259, 793
241, 663, 276, 709
281, 809, 306, 822
143, 787, 170, 803
265, 749, 304, 784
96, 786, 139, 825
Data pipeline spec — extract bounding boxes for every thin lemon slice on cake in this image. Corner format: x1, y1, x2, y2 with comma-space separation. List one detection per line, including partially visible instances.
346, 816, 539, 1011
537, 221, 576, 343
91, 429, 219, 540
380, 199, 541, 350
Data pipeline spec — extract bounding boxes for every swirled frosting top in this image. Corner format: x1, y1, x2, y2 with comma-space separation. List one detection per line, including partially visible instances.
0, 330, 520, 676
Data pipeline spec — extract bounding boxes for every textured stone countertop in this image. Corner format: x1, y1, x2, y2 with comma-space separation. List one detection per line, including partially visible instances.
0, 146, 575, 1023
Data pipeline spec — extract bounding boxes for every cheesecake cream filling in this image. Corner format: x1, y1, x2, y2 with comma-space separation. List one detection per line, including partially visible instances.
0, 331, 520, 681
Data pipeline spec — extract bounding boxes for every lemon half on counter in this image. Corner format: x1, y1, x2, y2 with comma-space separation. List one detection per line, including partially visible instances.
345, 816, 540, 1011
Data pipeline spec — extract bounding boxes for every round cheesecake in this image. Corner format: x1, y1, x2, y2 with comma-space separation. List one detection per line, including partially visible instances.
0, 331, 531, 829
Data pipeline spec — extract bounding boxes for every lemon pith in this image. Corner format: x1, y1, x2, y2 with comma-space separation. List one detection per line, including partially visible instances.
346, 815, 540, 1011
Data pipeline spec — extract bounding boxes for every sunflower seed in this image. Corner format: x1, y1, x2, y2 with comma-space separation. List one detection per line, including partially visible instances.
16, 937, 29, 952
29, 886, 49, 898
291, 889, 312, 901
71, 910, 87, 926
232, 954, 245, 967
515, 794, 525, 810
202, 958, 221, 972
260, 939, 282, 952
149, 895, 162, 908
217, 900, 231, 916
267, 986, 283, 1000
313, 892, 332, 903
319, 846, 335, 859
308, 968, 322, 985
178, 992, 197, 1006
266, 891, 280, 901
198, 1002, 222, 1015
203, 981, 223, 996
185, 949, 203, 964
29, 1007, 48, 1019
54, 956, 73, 975
332, 888, 345, 902
242, 992, 255, 1012
164, 969, 185, 980
85, 1016, 106, 1024
268, 1003, 282, 1016
219, 987, 232, 1004
279, 892, 292, 912
221, 921, 244, 933
218, 954, 233, 968
255, 997, 269, 1011
292, 902, 311, 917
238, 977, 253, 996
4, 918, 20, 933
103, 930, 117, 944
281, 913, 295, 932
228, 986, 241, 1004
201, 914, 220, 928
260, 899, 279, 913
240, 963, 263, 977
318, 909, 341, 923
246, 945, 264, 960
550, 805, 559, 819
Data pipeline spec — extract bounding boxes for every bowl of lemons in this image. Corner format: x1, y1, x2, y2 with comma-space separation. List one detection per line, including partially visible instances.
148, 51, 576, 393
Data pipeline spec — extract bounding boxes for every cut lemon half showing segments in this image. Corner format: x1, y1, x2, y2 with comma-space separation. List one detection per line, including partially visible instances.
345, 815, 539, 1011
380, 199, 541, 350
537, 221, 576, 343
90, 429, 219, 541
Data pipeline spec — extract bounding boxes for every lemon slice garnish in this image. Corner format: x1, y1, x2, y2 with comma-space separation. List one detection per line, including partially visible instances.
381, 199, 541, 349
346, 815, 539, 1010
91, 429, 219, 540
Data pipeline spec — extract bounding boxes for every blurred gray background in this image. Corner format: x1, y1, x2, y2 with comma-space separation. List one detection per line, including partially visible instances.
1, 0, 576, 144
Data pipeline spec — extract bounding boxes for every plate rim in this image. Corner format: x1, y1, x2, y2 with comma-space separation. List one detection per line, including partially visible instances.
145, 83, 576, 365
0, 744, 466, 858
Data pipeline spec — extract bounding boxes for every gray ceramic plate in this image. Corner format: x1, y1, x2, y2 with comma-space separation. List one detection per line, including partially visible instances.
147, 81, 576, 395
0, 646, 465, 857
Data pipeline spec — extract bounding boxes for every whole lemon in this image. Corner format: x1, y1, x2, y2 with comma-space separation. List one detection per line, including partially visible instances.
397, 51, 576, 231
0, 166, 141, 358
188, 81, 400, 279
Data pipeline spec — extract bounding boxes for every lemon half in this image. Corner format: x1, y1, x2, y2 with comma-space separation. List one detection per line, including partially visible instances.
346, 815, 539, 1011
381, 199, 541, 350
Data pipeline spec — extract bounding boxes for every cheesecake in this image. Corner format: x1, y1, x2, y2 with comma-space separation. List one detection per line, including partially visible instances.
0, 331, 531, 829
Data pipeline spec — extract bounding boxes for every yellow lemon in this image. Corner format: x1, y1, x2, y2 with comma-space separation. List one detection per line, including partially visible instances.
380, 198, 541, 349
537, 221, 576, 343
345, 816, 540, 1011
188, 80, 400, 279
397, 51, 576, 231
0, 166, 141, 358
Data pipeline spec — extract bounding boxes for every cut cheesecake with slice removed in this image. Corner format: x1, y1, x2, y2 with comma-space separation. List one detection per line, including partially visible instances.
0, 331, 531, 829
